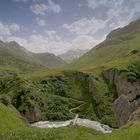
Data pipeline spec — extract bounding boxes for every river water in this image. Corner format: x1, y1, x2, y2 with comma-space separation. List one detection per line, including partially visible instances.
31, 118, 113, 133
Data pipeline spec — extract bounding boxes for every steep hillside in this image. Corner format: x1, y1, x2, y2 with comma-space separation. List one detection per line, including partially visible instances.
0, 41, 66, 71
0, 41, 40, 71
68, 19, 140, 69
0, 103, 26, 132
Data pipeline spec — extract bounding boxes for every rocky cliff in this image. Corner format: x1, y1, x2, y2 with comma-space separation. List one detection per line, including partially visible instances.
21, 105, 41, 123
103, 68, 140, 126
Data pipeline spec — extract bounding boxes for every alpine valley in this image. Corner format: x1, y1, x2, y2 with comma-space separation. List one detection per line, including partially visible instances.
1, 14, 140, 140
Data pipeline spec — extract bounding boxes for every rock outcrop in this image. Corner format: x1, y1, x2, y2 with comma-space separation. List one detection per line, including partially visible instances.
103, 68, 140, 126
22, 105, 41, 123
75, 72, 98, 102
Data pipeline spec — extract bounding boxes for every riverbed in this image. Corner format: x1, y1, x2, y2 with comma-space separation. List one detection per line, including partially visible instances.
31, 118, 113, 133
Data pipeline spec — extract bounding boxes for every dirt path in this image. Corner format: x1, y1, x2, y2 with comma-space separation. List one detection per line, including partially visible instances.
31, 97, 113, 133
69, 98, 86, 115
68, 98, 87, 125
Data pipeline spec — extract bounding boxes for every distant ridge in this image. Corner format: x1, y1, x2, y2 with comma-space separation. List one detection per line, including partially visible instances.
0, 40, 66, 71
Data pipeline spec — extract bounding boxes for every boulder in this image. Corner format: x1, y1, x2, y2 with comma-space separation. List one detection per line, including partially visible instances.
113, 95, 134, 126
22, 105, 41, 123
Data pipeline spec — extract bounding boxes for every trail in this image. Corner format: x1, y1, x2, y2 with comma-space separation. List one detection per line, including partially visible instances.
68, 98, 86, 125
31, 97, 113, 133
69, 99, 86, 115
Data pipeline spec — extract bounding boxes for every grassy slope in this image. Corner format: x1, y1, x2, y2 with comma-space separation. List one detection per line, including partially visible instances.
1, 111, 140, 140
0, 102, 140, 140
34, 52, 66, 68
0, 42, 42, 72
68, 19, 140, 70
0, 103, 26, 132
0, 41, 66, 71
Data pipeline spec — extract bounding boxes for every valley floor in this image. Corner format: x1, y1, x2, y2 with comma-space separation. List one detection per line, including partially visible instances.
1, 98, 140, 140
1, 122, 140, 140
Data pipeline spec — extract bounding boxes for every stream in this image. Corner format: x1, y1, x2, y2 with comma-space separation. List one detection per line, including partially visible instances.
31, 118, 113, 133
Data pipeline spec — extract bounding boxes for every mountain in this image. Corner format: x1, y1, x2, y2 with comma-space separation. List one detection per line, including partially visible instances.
1, 19, 140, 140
0, 41, 66, 71
33, 52, 66, 68
59, 49, 88, 63
0, 41, 38, 71
68, 19, 140, 69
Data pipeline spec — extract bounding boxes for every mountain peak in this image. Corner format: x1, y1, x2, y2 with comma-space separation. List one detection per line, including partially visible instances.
59, 49, 88, 63
7, 41, 20, 47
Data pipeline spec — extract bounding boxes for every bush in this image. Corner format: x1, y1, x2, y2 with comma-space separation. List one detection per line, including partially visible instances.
101, 115, 118, 128
44, 96, 73, 120
1, 95, 11, 106
120, 63, 140, 83
40, 75, 70, 97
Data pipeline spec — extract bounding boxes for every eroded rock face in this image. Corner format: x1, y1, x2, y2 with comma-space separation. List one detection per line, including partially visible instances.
75, 72, 98, 102
113, 95, 133, 126
103, 68, 140, 126
88, 78, 99, 103
103, 69, 140, 101
22, 106, 41, 123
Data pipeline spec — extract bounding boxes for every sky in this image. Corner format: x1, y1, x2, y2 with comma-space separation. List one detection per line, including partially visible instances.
0, 0, 140, 55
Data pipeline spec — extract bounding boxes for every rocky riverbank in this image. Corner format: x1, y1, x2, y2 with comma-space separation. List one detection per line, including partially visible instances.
31, 118, 113, 133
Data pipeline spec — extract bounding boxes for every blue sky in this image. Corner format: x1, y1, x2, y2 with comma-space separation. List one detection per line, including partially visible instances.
0, 0, 140, 55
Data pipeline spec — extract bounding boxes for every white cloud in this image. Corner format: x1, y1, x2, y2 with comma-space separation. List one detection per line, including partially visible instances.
0, 22, 11, 35
6, 34, 69, 54
63, 18, 106, 35
36, 18, 46, 27
71, 35, 101, 50
26, 34, 70, 54
46, 30, 61, 40
107, 0, 140, 27
87, 0, 120, 9
31, 4, 47, 15
9, 23, 20, 32
46, 0, 61, 14
27, 35, 70, 54
0, 22, 21, 36
6, 32, 104, 55
87, 0, 140, 28
30, 0, 61, 15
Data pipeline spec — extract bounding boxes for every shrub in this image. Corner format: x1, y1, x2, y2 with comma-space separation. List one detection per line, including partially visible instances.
44, 96, 73, 120
101, 115, 118, 128
120, 63, 140, 83
40, 75, 70, 97
1, 95, 11, 106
